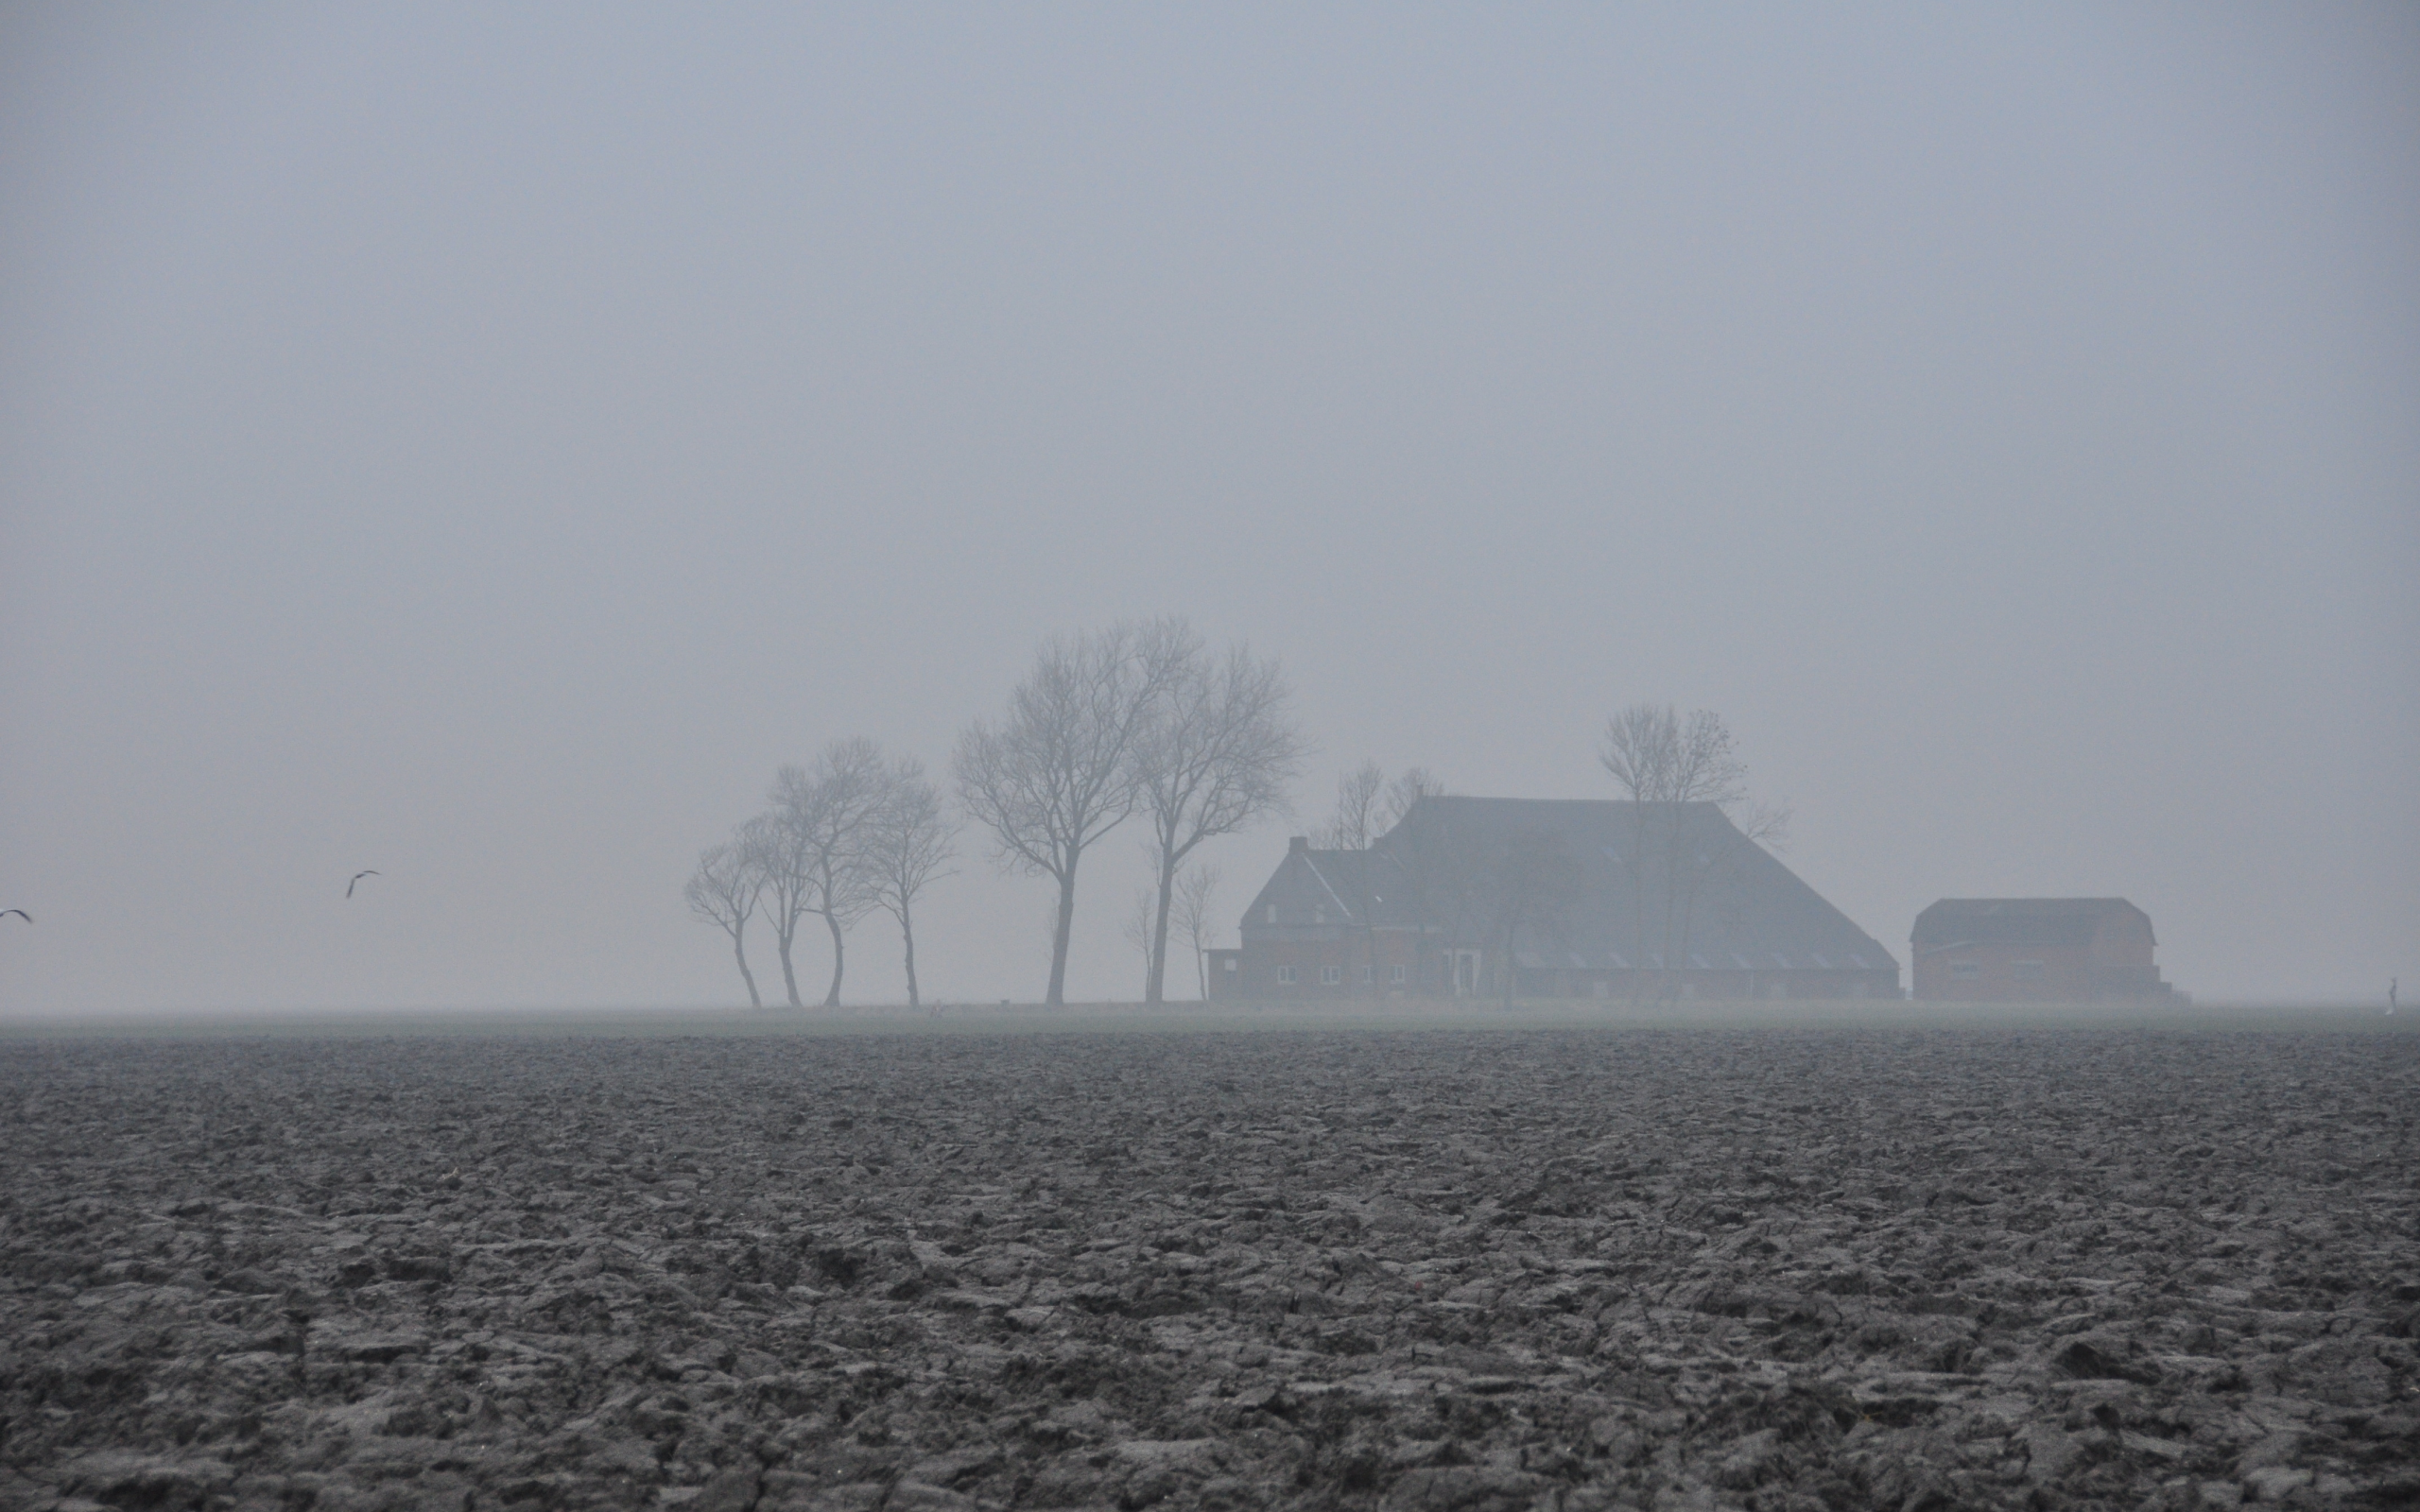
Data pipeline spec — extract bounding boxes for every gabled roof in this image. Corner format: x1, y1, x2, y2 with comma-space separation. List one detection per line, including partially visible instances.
1910, 898, 2152, 949
1242, 796, 1897, 972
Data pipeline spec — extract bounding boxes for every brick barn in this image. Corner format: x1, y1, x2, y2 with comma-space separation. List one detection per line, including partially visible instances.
1206, 796, 1899, 1003
1910, 898, 2175, 1002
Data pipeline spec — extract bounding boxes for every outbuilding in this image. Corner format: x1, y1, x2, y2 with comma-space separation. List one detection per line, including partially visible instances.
1910, 898, 2174, 1002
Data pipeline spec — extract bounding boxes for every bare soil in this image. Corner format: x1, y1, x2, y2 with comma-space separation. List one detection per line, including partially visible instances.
3, 1023, 2415, 1511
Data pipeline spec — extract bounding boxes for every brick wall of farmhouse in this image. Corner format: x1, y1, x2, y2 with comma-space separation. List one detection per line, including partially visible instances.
2087, 913, 2157, 989
1914, 942, 2093, 1002
1225, 938, 1895, 1002
1222, 930, 1427, 999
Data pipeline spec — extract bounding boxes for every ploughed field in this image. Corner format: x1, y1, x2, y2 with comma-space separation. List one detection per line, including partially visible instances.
4, 1025, 2417, 1512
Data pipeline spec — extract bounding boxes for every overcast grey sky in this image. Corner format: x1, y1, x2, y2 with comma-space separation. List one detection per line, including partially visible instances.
3, 4, 2412, 1013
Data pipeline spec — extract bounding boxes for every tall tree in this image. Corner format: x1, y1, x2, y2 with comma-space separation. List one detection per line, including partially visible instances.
1119, 886, 1158, 1002
863, 755, 959, 1010
1379, 767, 1445, 835
1321, 765, 1444, 995
1482, 829, 1583, 1008
1131, 637, 1306, 1003
1372, 790, 1490, 996
1598, 704, 1788, 999
683, 839, 766, 1008
768, 736, 890, 1007
1315, 761, 1386, 850
1172, 863, 1222, 1000
741, 812, 814, 1008
955, 621, 1191, 1006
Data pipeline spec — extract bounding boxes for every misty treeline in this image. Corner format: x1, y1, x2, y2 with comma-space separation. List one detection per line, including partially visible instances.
688, 618, 1305, 1008
684, 739, 959, 1009
688, 612, 1783, 1009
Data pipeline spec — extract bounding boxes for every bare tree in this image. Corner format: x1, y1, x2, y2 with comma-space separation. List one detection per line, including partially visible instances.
767, 737, 890, 1007
1378, 767, 1445, 835
1598, 704, 1789, 999
1482, 830, 1583, 1008
1316, 765, 1445, 995
740, 813, 813, 1007
863, 755, 959, 1010
955, 621, 1191, 1006
1119, 886, 1158, 1002
683, 839, 766, 1008
1131, 637, 1306, 1003
1370, 793, 1488, 997
1172, 863, 1221, 1000
1315, 761, 1385, 850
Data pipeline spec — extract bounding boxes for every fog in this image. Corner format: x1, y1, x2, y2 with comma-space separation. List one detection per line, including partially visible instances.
3, 4, 2412, 1014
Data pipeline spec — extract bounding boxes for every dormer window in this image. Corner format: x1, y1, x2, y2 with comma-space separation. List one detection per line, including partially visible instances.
1265, 904, 1276, 925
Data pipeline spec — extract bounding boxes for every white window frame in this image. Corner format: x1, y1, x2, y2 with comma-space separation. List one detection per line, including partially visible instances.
1275, 965, 1296, 985
1321, 964, 1341, 986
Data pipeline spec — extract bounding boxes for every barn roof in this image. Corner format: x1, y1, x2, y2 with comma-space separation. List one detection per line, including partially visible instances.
1243, 796, 1896, 972
1910, 897, 2153, 949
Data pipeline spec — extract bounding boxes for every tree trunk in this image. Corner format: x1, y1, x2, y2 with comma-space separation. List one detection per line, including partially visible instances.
1145, 852, 1178, 1005
822, 911, 845, 1007
1046, 868, 1079, 1006
733, 925, 762, 1009
899, 906, 920, 1009
775, 921, 803, 1008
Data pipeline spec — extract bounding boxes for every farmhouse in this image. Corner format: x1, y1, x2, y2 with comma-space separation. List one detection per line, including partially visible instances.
1910, 898, 2174, 1002
1207, 796, 1899, 1002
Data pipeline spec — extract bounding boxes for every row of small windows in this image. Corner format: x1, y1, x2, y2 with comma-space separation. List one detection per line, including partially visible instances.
1949, 960, 2044, 980
1253, 912, 1872, 975
1271, 963, 1410, 986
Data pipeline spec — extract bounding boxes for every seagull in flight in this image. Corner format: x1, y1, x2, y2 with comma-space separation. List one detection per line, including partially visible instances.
346, 871, 381, 899
0, 910, 27, 923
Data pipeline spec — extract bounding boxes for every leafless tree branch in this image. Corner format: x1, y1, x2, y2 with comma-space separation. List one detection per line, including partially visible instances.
683, 839, 766, 1008
1129, 635, 1308, 1002
864, 755, 959, 1009
954, 620, 1193, 1005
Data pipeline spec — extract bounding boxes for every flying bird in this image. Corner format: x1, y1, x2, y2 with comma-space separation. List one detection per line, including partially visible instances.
1, 910, 27, 923
346, 871, 381, 899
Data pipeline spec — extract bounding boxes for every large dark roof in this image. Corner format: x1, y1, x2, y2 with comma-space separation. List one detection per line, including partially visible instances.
1246, 796, 1896, 972
1910, 898, 2152, 948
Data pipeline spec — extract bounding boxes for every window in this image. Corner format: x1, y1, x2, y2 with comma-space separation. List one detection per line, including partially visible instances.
1222, 957, 1236, 973
1266, 904, 1277, 924
1950, 962, 1979, 980
1313, 907, 1324, 924
1359, 965, 1374, 984
1391, 964, 1407, 985
1321, 965, 1341, 986
1276, 965, 1296, 985
2012, 960, 2045, 980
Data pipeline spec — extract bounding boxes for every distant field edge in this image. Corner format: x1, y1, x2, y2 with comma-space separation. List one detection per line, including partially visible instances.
0, 999, 2408, 1040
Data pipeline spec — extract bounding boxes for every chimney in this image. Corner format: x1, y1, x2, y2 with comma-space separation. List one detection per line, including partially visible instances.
1289, 835, 1309, 853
